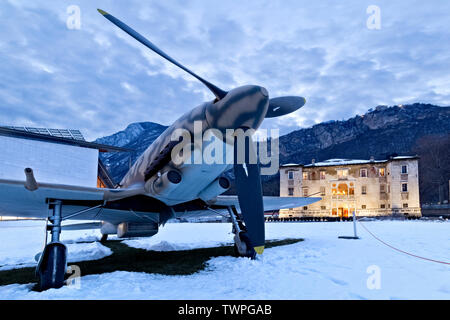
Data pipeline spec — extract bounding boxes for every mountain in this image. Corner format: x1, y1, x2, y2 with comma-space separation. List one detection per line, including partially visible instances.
94, 122, 167, 183
93, 103, 450, 202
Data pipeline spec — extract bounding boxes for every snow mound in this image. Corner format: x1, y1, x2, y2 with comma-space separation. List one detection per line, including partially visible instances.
123, 240, 231, 251
66, 241, 112, 263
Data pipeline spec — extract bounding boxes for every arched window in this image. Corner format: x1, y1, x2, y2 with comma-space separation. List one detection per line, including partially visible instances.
337, 183, 348, 195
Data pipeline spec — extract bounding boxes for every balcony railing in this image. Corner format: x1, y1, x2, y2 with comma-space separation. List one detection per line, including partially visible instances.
331, 195, 356, 200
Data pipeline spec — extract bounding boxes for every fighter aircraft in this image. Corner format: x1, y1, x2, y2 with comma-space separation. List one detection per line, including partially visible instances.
0, 9, 320, 290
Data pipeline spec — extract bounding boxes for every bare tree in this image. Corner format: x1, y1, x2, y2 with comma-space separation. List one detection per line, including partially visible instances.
413, 134, 450, 203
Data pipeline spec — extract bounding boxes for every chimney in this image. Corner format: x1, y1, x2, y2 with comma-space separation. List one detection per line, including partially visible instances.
311, 159, 315, 165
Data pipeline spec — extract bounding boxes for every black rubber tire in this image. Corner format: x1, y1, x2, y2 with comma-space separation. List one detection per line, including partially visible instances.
100, 234, 108, 243
233, 232, 257, 260
36, 242, 67, 291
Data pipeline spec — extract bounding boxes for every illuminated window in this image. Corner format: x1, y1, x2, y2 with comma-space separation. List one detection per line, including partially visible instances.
379, 168, 385, 177
360, 168, 367, 177
337, 169, 349, 179
302, 172, 309, 180
332, 208, 337, 216
320, 171, 326, 180
337, 183, 348, 195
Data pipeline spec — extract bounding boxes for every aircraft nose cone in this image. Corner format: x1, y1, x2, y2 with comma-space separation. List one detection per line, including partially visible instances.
205, 85, 269, 133
260, 86, 268, 98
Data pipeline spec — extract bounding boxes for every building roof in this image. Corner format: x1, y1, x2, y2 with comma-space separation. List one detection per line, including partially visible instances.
0, 126, 131, 153
281, 156, 418, 168
5, 126, 86, 141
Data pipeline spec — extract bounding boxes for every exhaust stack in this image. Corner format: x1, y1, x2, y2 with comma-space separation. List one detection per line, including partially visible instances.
24, 168, 38, 191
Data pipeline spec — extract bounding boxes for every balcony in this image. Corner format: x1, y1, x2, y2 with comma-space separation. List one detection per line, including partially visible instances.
401, 174, 408, 181
332, 195, 355, 201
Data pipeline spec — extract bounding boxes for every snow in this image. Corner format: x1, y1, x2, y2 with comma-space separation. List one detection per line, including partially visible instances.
0, 221, 111, 271
0, 220, 449, 299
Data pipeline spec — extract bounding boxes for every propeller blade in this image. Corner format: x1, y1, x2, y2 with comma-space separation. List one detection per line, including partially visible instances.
265, 96, 306, 118
233, 132, 265, 255
97, 9, 227, 100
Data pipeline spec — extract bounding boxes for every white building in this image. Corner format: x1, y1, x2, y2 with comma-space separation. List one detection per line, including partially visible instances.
0, 126, 128, 220
279, 157, 421, 219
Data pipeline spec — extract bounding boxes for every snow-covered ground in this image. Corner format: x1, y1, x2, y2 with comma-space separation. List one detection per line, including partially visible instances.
0, 220, 449, 299
0, 220, 111, 271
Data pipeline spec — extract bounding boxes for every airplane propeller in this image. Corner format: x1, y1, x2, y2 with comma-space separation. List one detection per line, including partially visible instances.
97, 9, 227, 100
97, 9, 306, 117
233, 131, 265, 256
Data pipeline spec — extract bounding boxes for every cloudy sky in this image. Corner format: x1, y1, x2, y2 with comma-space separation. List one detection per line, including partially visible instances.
1, 1, 449, 140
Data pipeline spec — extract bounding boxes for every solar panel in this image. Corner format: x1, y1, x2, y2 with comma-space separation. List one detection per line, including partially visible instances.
3, 126, 85, 141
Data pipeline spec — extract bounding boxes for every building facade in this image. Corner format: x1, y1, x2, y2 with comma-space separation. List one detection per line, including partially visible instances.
280, 157, 421, 219
0, 126, 129, 220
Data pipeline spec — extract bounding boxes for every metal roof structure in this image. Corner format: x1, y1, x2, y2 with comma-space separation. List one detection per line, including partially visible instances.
0, 126, 132, 153
5, 126, 86, 141
281, 156, 419, 168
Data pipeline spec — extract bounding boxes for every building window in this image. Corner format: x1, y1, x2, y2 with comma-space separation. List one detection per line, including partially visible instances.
320, 171, 326, 180
360, 168, 367, 177
361, 205, 366, 209
401, 165, 408, 174
302, 172, 309, 180
321, 206, 326, 210
380, 204, 386, 209
303, 206, 308, 210
288, 188, 294, 196
288, 171, 294, 180
403, 203, 408, 208
337, 169, 349, 179
303, 188, 309, 197
320, 187, 326, 196
380, 184, 385, 193
332, 208, 337, 216
402, 183, 408, 192
362, 186, 367, 194
379, 168, 385, 177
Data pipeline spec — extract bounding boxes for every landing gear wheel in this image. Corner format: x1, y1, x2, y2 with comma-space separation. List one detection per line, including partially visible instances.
36, 242, 67, 290
233, 232, 256, 260
100, 234, 108, 243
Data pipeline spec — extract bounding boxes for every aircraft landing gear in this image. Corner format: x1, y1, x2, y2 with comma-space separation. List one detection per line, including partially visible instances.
36, 200, 67, 290
228, 206, 256, 260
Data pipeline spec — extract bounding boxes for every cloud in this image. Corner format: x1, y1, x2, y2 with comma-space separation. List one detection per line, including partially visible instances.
1, 0, 449, 140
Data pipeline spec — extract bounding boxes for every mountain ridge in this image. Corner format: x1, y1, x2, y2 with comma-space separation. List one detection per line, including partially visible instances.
94, 103, 450, 202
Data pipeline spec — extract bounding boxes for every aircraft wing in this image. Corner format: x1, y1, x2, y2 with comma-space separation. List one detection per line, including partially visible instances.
211, 195, 322, 211
0, 179, 150, 224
